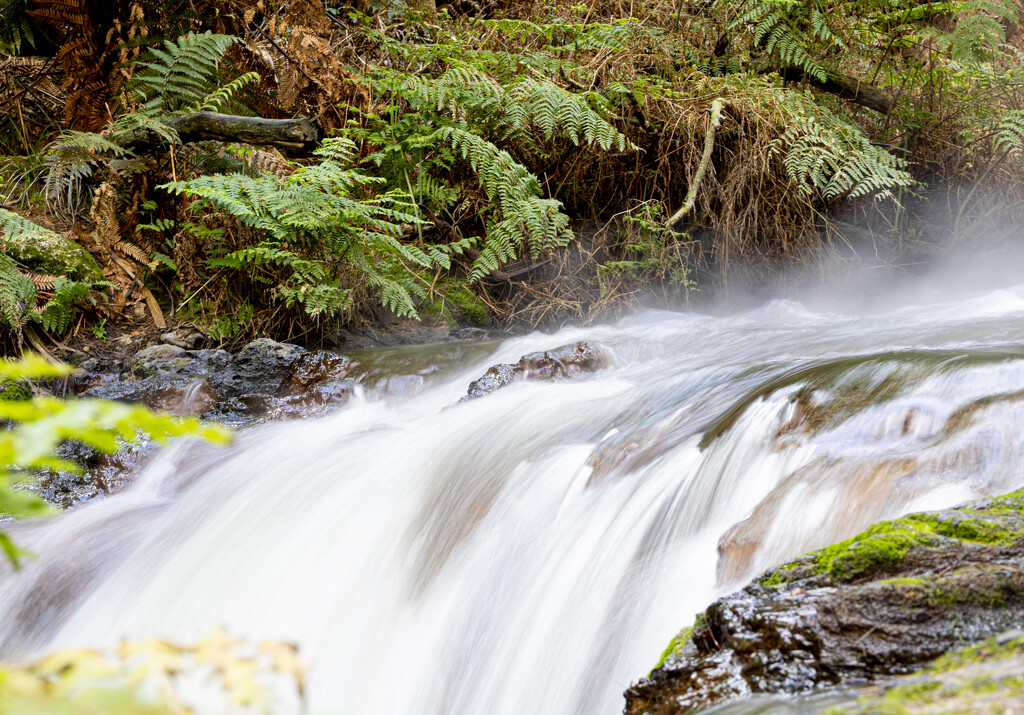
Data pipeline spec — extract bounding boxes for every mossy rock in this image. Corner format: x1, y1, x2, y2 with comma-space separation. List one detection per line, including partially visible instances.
419, 280, 491, 327
761, 489, 1024, 586
1, 225, 102, 281
627, 489, 1024, 715
826, 634, 1024, 714
0, 380, 32, 402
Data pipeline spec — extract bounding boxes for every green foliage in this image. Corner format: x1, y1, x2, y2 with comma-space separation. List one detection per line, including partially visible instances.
434, 125, 569, 276
727, 0, 1018, 81
0, 251, 35, 334
164, 138, 440, 318
0, 0, 39, 54
355, 60, 633, 278
43, 31, 247, 219
776, 96, 915, 200
0, 211, 109, 335
994, 111, 1024, 156
31, 278, 91, 333
599, 204, 694, 295
0, 354, 231, 566
130, 31, 242, 119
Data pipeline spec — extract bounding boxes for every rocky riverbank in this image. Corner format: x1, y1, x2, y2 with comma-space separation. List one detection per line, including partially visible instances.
625, 489, 1024, 714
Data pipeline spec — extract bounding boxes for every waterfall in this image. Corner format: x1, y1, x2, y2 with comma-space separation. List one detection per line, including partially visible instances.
4, 284, 1024, 714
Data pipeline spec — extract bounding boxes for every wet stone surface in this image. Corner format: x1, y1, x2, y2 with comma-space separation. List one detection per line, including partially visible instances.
462, 341, 608, 400
625, 490, 1024, 714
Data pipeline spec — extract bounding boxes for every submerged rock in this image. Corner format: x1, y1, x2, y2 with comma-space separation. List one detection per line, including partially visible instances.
625, 490, 1024, 714
463, 341, 608, 400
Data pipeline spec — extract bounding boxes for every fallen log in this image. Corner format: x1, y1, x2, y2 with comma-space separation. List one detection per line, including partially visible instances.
779, 67, 895, 114
163, 111, 321, 151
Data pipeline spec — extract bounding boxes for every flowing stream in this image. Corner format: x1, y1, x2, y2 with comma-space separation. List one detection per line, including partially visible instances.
5, 279, 1024, 713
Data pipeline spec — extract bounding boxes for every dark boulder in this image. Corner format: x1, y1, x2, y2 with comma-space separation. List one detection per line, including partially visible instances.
211, 338, 306, 397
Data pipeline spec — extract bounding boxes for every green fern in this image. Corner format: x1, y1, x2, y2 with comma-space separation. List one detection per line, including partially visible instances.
775, 97, 914, 200
31, 278, 91, 334
363, 64, 632, 276
994, 110, 1024, 156
0, 253, 34, 334
193, 71, 260, 113
162, 138, 435, 319
130, 31, 242, 119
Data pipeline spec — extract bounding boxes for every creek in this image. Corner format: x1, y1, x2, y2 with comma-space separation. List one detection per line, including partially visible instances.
4, 278, 1024, 714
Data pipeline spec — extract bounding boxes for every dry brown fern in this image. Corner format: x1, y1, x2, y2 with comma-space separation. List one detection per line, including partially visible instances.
90, 182, 120, 254
28, 272, 59, 291
114, 240, 149, 264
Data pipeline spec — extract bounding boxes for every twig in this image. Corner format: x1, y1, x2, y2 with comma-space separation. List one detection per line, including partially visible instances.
666, 98, 725, 231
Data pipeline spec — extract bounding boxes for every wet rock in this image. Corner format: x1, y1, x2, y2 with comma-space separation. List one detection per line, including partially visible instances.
212, 338, 306, 397
127, 344, 196, 380
278, 351, 352, 397
463, 341, 608, 400
829, 633, 1024, 714
625, 490, 1024, 714
190, 348, 231, 369
160, 328, 206, 350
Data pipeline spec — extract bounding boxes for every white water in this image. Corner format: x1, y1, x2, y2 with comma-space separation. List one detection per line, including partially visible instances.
6, 283, 1024, 713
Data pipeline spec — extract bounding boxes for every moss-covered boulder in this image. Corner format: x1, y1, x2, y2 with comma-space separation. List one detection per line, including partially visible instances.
0, 212, 102, 280
624, 490, 1024, 714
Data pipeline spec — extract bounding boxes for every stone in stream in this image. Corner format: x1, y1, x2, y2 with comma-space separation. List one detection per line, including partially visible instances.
462, 341, 608, 400
85, 338, 353, 420
624, 490, 1024, 714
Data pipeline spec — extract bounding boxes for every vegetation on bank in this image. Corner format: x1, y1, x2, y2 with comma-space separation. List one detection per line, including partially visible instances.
1, 0, 1023, 348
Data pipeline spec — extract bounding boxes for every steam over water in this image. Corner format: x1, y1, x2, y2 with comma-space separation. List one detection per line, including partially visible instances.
5, 282, 1024, 713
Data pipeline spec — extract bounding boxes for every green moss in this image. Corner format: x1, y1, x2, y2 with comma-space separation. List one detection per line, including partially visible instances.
927, 636, 1024, 673
651, 613, 706, 672
653, 627, 692, 671
762, 488, 1024, 586
827, 637, 1024, 713
0, 381, 31, 402
416, 280, 491, 327
813, 518, 938, 582
441, 284, 490, 326
0, 226, 102, 281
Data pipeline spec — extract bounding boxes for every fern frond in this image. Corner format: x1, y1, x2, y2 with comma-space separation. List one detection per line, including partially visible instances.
994, 110, 1024, 156
114, 241, 150, 264
130, 31, 241, 119
193, 71, 260, 113
775, 98, 914, 200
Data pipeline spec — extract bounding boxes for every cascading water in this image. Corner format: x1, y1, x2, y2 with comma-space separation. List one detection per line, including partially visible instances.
4, 282, 1024, 714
